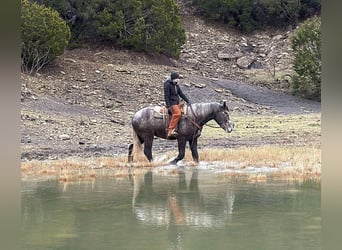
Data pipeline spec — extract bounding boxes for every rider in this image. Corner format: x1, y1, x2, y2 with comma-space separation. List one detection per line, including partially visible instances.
164, 72, 190, 138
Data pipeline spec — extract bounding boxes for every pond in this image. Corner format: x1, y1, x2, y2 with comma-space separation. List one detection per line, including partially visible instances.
21, 167, 321, 250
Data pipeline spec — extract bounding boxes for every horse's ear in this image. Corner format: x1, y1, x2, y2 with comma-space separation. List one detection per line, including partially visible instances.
222, 100, 229, 111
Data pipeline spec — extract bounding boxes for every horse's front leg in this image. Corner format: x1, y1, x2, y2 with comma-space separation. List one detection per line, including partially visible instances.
128, 144, 134, 162
189, 138, 199, 163
170, 139, 187, 165
143, 137, 154, 162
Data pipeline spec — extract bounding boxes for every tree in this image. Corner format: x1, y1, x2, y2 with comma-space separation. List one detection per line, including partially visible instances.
291, 16, 321, 100
21, 0, 71, 74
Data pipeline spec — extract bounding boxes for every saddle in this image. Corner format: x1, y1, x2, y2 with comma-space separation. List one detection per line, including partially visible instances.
153, 103, 187, 119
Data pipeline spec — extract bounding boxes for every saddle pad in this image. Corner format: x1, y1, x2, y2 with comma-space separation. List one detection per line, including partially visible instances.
153, 105, 187, 119
153, 106, 168, 119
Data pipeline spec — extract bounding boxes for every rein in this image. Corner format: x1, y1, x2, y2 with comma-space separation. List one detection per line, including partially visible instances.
188, 104, 220, 129
205, 123, 221, 129
186, 104, 202, 130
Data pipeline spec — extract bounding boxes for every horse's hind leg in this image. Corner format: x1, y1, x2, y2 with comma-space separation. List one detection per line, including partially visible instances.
128, 144, 134, 162
189, 138, 199, 163
143, 137, 154, 162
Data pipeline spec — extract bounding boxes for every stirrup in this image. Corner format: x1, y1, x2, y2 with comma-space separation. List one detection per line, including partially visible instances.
168, 129, 178, 138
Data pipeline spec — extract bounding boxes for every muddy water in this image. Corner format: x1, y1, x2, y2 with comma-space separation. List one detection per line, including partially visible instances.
21, 168, 320, 250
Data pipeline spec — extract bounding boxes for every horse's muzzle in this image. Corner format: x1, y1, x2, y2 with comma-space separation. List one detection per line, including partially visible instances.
226, 122, 234, 133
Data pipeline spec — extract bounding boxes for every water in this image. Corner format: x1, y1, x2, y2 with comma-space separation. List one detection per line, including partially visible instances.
21, 168, 321, 250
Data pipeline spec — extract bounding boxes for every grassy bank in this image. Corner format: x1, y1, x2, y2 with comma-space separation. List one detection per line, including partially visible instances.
21, 113, 320, 182
21, 144, 320, 182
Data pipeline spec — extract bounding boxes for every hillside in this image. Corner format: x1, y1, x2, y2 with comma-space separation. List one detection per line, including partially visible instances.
20, 4, 321, 161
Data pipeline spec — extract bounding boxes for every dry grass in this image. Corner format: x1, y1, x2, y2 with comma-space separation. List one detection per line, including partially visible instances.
192, 146, 320, 167
21, 144, 320, 182
196, 145, 321, 181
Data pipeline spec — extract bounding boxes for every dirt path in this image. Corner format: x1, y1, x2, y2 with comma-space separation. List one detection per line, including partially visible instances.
215, 79, 320, 114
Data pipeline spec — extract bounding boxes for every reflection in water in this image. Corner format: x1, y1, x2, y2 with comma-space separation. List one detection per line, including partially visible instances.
132, 169, 235, 230
21, 168, 321, 250
131, 169, 238, 250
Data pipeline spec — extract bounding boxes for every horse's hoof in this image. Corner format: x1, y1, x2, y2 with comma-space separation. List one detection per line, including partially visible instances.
170, 159, 177, 165
128, 155, 133, 163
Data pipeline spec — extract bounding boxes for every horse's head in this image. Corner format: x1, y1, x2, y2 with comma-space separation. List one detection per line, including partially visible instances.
215, 101, 233, 133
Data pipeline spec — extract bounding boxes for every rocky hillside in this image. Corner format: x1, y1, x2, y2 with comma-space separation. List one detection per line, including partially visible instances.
177, 1, 294, 89
20, 3, 319, 161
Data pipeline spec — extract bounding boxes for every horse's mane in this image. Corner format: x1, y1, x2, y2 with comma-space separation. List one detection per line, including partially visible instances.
188, 102, 220, 118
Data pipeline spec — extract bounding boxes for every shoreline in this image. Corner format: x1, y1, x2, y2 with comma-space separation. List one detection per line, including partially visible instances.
21, 144, 321, 182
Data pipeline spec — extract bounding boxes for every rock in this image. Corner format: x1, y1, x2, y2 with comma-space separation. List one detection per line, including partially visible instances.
192, 82, 206, 88
103, 102, 114, 108
59, 134, 70, 140
64, 58, 76, 63
272, 34, 283, 41
233, 51, 243, 58
250, 60, 263, 69
217, 52, 232, 60
236, 56, 255, 69
115, 68, 133, 74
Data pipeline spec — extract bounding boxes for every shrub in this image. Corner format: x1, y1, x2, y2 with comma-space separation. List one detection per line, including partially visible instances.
21, 0, 71, 74
189, 0, 321, 32
291, 16, 321, 100
34, 0, 186, 57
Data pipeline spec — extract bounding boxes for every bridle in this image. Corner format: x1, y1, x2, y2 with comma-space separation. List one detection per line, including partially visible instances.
186, 104, 202, 130
187, 104, 222, 129
204, 123, 221, 129
185, 104, 226, 146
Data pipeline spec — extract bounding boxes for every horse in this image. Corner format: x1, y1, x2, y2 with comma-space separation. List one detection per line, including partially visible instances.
128, 101, 233, 165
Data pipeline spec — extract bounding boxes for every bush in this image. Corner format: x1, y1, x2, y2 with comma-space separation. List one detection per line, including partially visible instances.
291, 16, 321, 100
190, 0, 256, 32
21, 0, 71, 74
189, 0, 321, 32
34, 0, 186, 57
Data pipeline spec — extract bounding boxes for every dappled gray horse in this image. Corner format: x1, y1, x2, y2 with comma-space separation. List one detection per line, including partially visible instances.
128, 101, 233, 164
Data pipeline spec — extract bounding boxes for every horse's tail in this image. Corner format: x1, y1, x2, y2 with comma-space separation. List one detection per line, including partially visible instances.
128, 127, 143, 163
